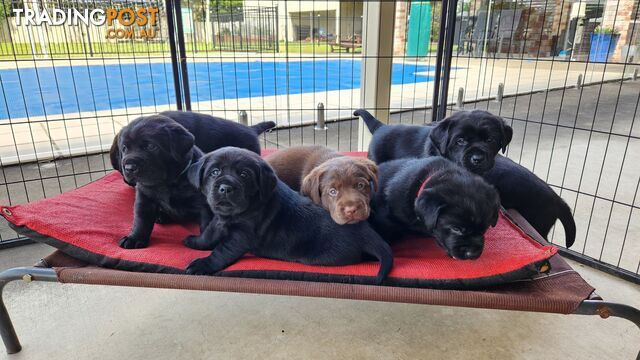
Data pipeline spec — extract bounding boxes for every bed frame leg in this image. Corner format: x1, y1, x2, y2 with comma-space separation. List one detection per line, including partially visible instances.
0, 281, 20, 354
0, 267, 58, 354
574, 300, 640, 360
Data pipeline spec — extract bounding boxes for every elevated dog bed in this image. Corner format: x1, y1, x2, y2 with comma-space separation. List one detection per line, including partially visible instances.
0, 152, 638, 356
2, 168, 556, 288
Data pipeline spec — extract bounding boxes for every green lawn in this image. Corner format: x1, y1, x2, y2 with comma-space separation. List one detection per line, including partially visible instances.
0, 40, 364, 60
0, 41, 218, 59
278, 41, 360, 54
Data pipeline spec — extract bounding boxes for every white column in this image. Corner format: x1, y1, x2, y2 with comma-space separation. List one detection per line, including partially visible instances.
335, 3, 341, 41
357, 1, 396, 151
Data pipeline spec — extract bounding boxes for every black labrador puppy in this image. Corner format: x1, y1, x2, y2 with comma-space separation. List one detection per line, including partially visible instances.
158, 110, 275, 154
355, 109, 576, 248
109, 115, 209, 249
483, 156, 576, 246
184, 147, 393, 284
110, 113, 274, 249
356, 109, 512, 174
370, 156, 501, 260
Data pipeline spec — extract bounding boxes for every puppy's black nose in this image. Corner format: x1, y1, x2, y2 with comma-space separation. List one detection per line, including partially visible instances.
218, 184, 234, 194
470, 154, 485, 165
123, 163, 138, 173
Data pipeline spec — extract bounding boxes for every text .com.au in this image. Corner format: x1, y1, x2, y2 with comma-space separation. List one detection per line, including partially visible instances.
13, 8, 160, 40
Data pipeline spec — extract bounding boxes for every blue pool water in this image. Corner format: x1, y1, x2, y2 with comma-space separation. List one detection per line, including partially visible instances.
0, 60, 439, 120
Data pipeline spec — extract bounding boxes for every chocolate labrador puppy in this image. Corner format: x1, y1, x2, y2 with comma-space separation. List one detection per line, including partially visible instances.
356, 109, 576, 248
370, 156, 501, 260
110, 112, 274, 249
265, 145, 378, 224
184, 147, 393, 284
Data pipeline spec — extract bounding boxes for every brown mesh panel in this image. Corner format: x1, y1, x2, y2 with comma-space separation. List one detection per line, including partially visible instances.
51, 265, 592, 314
41, 210, 595, 314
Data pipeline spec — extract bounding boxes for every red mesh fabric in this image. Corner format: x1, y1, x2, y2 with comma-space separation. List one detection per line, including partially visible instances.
1, 151, 557, 283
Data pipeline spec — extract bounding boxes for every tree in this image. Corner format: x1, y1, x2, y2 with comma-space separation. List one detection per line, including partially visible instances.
210, 0, 243, 14
0, 0, 16, 20
192, 0, 242, 22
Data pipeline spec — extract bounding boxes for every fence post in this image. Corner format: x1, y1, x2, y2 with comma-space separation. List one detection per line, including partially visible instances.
238, 110, 248, 126
315, 103, 327, 130
495, 83, 504, 103
275, 5, 280, 52
456, 87, 464, 109
165, 0, 184, 110
437, 0, 459, 121
205, 0, 211, 48
577, 74, 583, 89
173, 0, 192, 111
432, 0, 449, 122
358, 1, 396, 151
85, 23, 93, 57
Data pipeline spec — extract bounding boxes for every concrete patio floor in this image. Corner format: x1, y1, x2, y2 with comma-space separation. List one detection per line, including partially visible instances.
0, 242, 637, 359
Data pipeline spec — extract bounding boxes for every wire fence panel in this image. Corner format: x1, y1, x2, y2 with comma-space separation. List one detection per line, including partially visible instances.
0, 0, 179, 245
208, 6, 279, 52
180, 0, 373, 147
0, 0, 637, 282
446, 0, 640, 279
1, 0, 171, 57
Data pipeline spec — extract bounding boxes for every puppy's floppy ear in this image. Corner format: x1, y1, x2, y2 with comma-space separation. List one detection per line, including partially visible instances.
500, 122, 513, 153
187, 158, 206, 190
428, 118, 453, 155
415, 189, 446, 231
490, 207, 500, 227
258, 160, 277, 201
489, 193, 501, 227
165, 123, 195, 158
354, 157, 379, 192
109, 132, 121, 172
301, 166, 325, 203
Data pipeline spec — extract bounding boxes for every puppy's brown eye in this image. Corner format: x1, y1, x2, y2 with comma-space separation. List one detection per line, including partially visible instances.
145, 143, 158, 151
328, 188, 338, 197
486, 137, 494, 143
240, 171, 249, 178
357, 182, 365, 190
456, 138, 468, 146
121, 145, 128, 153
211, 168, 221, 176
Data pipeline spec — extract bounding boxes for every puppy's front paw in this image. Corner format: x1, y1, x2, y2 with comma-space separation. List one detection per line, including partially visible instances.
183, 235, 199, 248
183, 235, 213, 250
186, 257, 216, 275
118, 235, 149, 249
155, 213, 170, 224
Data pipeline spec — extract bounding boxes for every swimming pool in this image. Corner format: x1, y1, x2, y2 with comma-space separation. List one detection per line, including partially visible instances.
0, 59, 439, 120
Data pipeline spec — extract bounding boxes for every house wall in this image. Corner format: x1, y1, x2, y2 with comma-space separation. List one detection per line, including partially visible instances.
601, 0, 639, 61
244, 1, 361, 42
339, 1, 364, 39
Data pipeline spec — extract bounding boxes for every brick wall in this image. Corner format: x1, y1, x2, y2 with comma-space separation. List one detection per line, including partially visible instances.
601, 0, 639, 61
